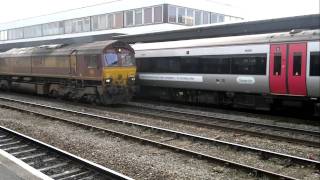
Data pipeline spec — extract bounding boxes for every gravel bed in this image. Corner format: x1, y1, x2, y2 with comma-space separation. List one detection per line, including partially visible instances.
0, 94, 318, 162
0, 101, 319, 179
0, 107, 254, 180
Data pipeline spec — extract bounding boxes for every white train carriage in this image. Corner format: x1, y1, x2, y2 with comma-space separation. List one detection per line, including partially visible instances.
133, 30, 320, 113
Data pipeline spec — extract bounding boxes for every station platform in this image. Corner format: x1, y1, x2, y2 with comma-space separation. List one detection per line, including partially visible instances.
0, 149, 52, 180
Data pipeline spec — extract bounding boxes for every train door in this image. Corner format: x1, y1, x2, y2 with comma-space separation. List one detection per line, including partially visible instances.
269, 43, 307, 96
70, 50, 77, 76
270, 44, 287, 94
287, 43, 307, 96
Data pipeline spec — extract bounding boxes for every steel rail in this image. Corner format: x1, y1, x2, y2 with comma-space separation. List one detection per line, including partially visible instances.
0, 125, 133, 180
123, 102, 320, 148
0, 99, 318, 179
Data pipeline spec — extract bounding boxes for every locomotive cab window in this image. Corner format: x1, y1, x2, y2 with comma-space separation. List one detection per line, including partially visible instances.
310, 52, 320, 76
293, 53, 302, 76
105, 52, 119, 66
104, 50, 135, 67
273, 54, 282, 76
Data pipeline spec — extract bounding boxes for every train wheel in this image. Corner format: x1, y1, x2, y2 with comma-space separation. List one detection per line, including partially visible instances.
100, 94, 114, 105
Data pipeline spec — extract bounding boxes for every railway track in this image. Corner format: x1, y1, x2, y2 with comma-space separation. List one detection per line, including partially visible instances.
0, 97, 319, 179
0, 126, 132, 180
122, 102, 320, 148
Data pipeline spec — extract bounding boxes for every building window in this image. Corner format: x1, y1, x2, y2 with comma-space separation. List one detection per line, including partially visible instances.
154, 6, 163, 23
186, 9, 194, 26
24, 25, 42, 38
211, 13, 218, 23
91, 14, 107, 30
177, 7, 186, 24
107, 14, 114, 28
168, 5, 176, 23
203, 11, 210, 24
135, 9, 143, 25
144, 7, 153, 24
43, 22, 64, 35
83, 17, 91, 32
8, 28, 24, 40
218, 14, 225, 22
125, 10, 134, 27
0, 31, 7, 41
114, 12, 124, 28
195, 10, 201, 25
65, 17, 90, 33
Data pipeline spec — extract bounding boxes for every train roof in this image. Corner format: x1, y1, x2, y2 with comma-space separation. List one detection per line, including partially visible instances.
0, 40, 133, 57
132, 29, 320, 51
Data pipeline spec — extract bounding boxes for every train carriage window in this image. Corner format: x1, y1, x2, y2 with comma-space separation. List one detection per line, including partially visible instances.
231, 56, 266, 75
200, 57, 230, 74
0, 58, 5, 66
293, 53, 302, 76
310, 52, 320, 76
273, 54, 282, 75
137, 54, 266, 75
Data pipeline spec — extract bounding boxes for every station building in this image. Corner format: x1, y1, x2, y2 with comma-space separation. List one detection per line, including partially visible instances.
0, 0, 242, 44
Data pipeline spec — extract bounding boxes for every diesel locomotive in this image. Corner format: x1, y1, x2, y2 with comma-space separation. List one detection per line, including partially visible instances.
133, 29, 320, 114
0, 40, 136, 104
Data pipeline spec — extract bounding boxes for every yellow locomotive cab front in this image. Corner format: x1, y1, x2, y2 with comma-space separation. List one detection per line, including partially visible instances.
100, 48, 137, 104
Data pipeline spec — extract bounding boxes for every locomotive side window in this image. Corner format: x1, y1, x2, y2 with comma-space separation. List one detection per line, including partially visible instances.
273, 54, 282, 75
310, 52, 320, 76
293, 53, 302, 76
86, 55, 99, 68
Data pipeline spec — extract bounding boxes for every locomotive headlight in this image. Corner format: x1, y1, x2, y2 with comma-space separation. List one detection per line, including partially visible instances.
129, 77, 135, 81
105, 78, 112, 84
128, 76, 135, 85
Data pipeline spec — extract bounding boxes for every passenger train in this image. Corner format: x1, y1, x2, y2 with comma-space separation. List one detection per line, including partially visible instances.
133, 29, 320, 114
0, 40, 136, 104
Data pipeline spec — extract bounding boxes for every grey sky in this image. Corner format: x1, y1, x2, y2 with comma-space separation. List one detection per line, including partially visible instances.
0, 0, 319, 23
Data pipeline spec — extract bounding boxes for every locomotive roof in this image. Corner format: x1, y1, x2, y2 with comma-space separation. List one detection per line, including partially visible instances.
0, 40, 133, 57
133, 29, 320, 51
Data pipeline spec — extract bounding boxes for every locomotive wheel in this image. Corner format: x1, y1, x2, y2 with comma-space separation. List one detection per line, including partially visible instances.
100, 94, 114, 105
